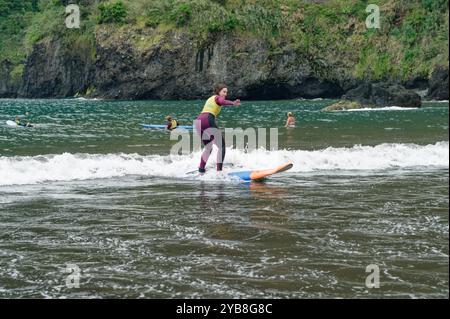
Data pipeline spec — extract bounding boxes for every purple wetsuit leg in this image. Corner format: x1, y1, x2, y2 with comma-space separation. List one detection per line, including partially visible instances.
195, 113, 226, 171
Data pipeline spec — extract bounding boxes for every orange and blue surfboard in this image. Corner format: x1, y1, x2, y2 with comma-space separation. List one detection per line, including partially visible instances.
228, 162, 293, 181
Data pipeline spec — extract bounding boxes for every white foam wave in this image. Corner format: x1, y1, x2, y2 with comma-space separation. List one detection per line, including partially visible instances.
346, 106, 419, 112
0, 142, 447, 185
74, 97, 102, 101
425, 100, 449, 103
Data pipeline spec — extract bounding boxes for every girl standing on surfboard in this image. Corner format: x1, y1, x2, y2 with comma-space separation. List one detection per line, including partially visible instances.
195, 84, 240, 173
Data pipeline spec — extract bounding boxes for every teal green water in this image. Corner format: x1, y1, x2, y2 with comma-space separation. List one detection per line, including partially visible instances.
0, 98, 448, 298
0, 99, 448, 155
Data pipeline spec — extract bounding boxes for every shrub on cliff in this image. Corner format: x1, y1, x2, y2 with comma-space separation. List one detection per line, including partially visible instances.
170, 3, 192, 27
98, 1, 127, 24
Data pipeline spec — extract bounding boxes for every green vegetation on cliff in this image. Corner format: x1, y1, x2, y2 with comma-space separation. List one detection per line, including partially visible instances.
0, 0, 37, 64
0, 0, 97, 83
0, 0, 448, 89
98, 1, 127, 24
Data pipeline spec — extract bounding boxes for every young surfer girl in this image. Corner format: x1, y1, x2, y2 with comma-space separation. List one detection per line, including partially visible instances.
195, 84, 240, 173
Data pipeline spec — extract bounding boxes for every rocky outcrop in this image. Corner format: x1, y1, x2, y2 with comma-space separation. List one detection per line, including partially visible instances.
19, 38, 95, 98
322, 82, 421, 111
344, 82, 421, 107
321, 100, 365, 111
426, 66, 449, 101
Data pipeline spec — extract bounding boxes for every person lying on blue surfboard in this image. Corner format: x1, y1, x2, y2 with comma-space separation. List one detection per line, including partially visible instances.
165, 116, 178, 130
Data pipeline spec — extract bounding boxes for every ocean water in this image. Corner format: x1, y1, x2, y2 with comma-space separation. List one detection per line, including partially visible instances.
0, 98, 448, 298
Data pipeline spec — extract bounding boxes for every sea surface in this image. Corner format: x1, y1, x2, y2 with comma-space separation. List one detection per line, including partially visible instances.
0, 98, 448, 298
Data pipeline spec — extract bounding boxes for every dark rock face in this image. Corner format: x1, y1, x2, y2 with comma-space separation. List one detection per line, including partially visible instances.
19, 38, 95, 98
0, 60, 19, 98
244, 78, 343, 100
12, 26, 445, 101
404, 76, 429, 90
343, 82, 422, 108
426, 66, 449, 101
91, 29, 345, 100
0, 60, 18, 98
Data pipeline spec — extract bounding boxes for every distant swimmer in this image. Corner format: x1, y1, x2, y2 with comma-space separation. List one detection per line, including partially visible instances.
14, 116, 33, 127
285, 112, 295, 128
165, 116, 178, 130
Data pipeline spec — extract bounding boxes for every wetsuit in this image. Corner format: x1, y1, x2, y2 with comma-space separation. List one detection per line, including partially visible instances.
167, 119, 178, 130
15, 119, 30, 127
195, 95, 234, 172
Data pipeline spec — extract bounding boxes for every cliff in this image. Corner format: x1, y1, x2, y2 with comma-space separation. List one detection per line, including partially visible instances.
0, 0, 448, 100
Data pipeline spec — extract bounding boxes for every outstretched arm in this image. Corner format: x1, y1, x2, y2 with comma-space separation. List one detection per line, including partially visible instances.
215, 96, 240, 107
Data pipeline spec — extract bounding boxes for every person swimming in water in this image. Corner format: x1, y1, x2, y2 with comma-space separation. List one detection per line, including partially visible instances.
195, 83, 240, 173
166, 116, 178, 130
14, 116, 33, 127
285, 112, 295, 128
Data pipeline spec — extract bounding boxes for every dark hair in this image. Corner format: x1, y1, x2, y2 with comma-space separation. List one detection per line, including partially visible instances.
214, 83, 227, 95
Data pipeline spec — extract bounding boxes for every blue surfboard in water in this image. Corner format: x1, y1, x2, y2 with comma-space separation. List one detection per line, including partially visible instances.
187, 163, 293, 182
228, 162, 293, 181
141, 124, 193, 130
